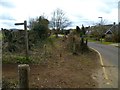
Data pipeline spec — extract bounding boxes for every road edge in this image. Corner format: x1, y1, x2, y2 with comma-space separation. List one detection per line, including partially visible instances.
89, 47, 111, 85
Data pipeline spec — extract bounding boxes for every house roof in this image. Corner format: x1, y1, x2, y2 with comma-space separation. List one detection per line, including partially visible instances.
105, 30, 112, 34
105, 24, 118, 34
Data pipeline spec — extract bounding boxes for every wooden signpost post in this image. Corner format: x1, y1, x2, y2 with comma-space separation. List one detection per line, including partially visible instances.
15, 20, 29, 60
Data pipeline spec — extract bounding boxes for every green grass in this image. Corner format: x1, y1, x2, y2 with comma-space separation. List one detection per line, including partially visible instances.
100, 41, 114, 45
88, 38, 114, 45
99, 39, 114, 45
2, 54, 33, 64
88, 39, 96, 42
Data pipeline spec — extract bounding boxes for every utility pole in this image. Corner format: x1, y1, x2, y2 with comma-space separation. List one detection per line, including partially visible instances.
15, 20, 29, 60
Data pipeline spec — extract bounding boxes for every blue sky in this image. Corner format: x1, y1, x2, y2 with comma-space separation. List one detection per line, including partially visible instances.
0, 0, 118, 29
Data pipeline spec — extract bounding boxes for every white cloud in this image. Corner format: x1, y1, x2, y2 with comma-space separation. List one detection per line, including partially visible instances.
0, 0, 118, 29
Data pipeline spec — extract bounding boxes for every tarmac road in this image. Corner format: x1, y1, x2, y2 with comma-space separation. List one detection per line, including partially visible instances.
88, 42, 118, 88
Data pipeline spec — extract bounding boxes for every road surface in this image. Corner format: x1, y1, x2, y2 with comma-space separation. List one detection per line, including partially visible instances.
88, 42, 118, 88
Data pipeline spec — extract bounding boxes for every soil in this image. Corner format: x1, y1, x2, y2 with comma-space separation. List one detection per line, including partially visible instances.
2, 37, 101, 88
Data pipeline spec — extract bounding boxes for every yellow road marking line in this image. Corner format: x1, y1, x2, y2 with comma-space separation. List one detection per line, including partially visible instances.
90, 47, 109, 80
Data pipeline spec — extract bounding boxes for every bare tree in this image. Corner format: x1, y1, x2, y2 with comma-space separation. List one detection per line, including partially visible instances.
50, 8, 71, 37
91, 19, 108, 41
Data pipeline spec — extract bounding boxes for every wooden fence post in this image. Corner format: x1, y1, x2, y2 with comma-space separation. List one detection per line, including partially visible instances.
72, 37, 77, 55
18, 64, 30, 89
86, 39, 88, 46
80, 37, 84, 54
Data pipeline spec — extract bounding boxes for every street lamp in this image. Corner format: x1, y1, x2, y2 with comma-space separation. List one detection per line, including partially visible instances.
98, 17, 103, 43
98, 17, 102, 25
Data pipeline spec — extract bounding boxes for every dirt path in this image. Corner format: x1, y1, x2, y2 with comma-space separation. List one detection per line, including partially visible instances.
2, 50, 101, 88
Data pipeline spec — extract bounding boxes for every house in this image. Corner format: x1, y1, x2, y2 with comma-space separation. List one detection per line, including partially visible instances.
104, 23, 118, 42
